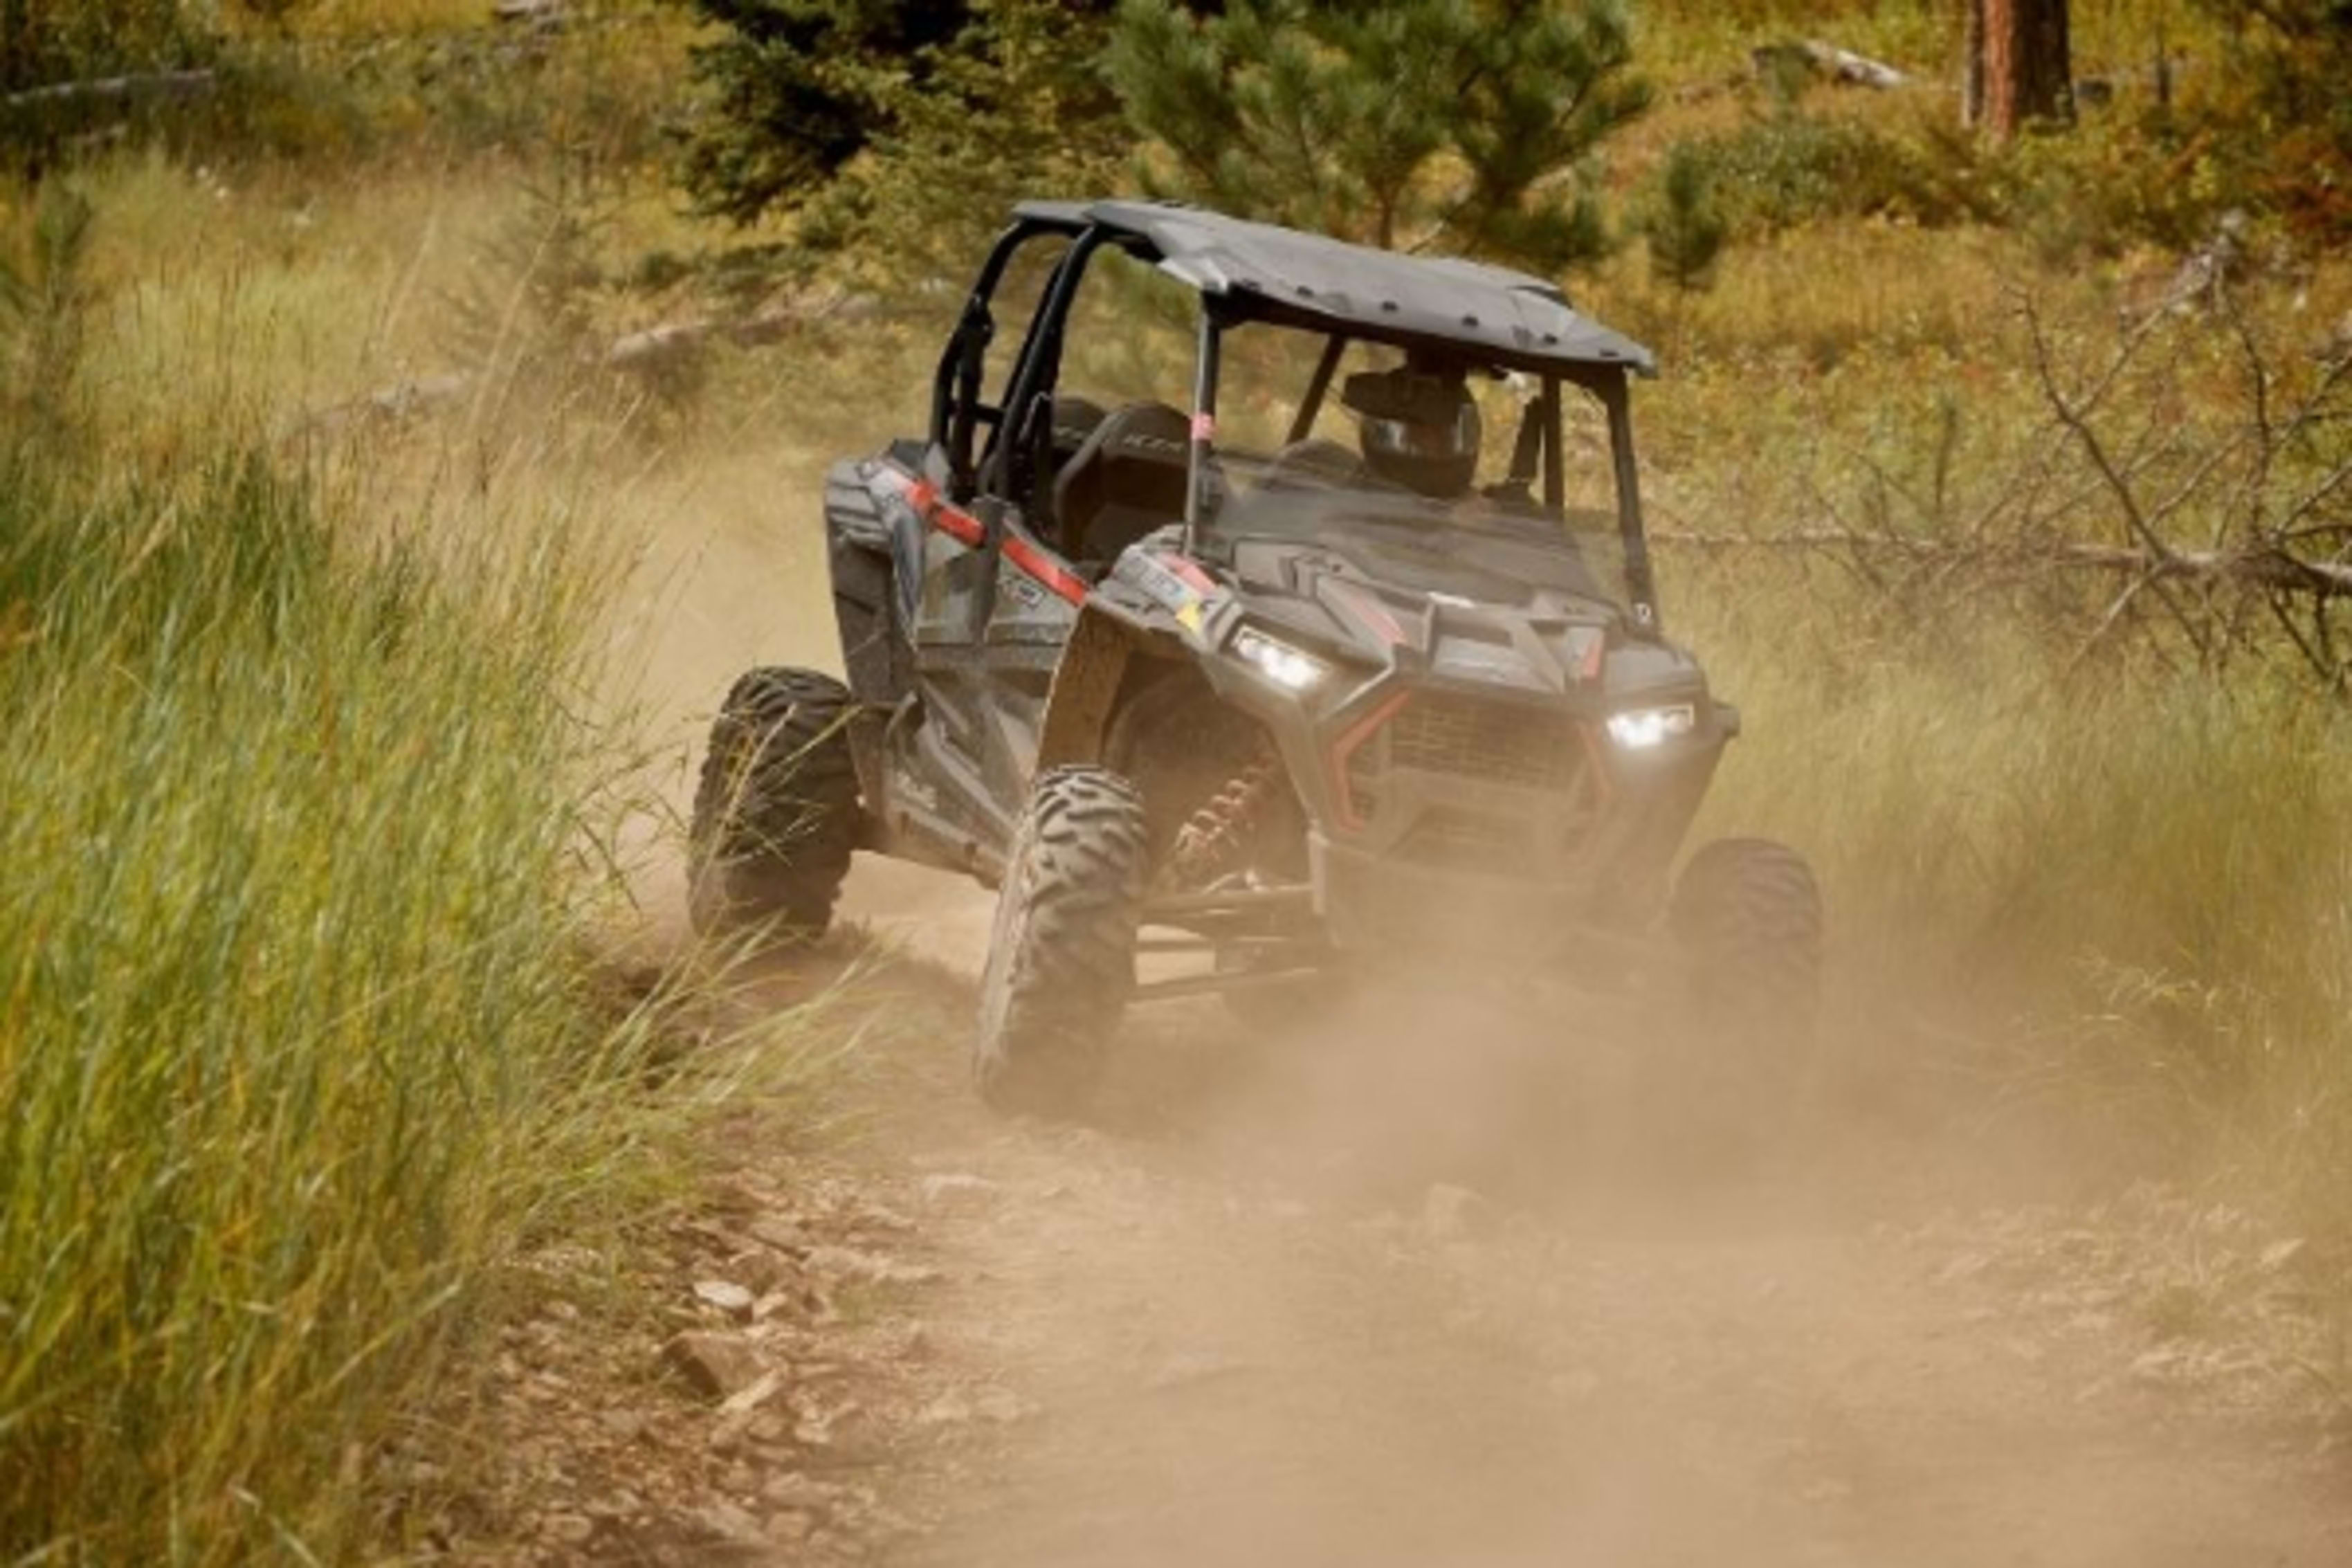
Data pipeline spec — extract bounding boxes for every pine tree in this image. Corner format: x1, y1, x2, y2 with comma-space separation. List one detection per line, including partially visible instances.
672, 0, 1121, 228
796, 0, 1131, 285
1104, 0, 1650, 272
1643, 143, 1726, 296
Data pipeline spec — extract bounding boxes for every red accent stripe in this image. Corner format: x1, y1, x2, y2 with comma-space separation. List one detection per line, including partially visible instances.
1576, 629, 1606, 682
1165, 556, 1218, 595
886, 461, 1061, 584
1330, 581, 1406, 648
887, 468, 984, 546
1329, 691, 1411, 832
1002, 534, 1089, 605
933, 504, 985, 547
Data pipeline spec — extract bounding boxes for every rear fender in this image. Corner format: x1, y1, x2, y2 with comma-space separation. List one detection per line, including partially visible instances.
826, 459, 903, 706
1034, 603, 1186, 776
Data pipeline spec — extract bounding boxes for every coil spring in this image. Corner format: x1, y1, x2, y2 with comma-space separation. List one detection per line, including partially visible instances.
1160, 754, 1284, 893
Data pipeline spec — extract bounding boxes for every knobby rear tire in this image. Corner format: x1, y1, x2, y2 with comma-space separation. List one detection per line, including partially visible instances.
687, 667, 861, 942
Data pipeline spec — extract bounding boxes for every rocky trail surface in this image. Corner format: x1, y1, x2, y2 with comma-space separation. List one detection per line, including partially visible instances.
421, 861, 2352, 1568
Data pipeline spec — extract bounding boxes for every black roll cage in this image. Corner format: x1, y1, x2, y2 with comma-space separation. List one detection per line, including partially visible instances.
928, 216, 1662, 632
928, 212, 1094, 503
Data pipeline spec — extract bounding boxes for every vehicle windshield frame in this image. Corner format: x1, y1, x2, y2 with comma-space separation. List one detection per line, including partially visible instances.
1180, 303, 1661, 632
960, 208, 1664, 629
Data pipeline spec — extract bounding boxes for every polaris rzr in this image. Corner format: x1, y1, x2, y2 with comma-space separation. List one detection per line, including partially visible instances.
691, 199, 1822, 1120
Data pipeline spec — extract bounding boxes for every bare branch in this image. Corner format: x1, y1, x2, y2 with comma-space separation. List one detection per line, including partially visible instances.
1652, 527, 2352, 596
2022, 294, 2222, 660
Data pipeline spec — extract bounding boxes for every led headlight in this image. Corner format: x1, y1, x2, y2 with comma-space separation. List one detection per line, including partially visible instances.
1605, 702, 1696, 749
1232, 626, 1330, 691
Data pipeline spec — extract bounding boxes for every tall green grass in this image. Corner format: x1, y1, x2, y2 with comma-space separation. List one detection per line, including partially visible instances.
0, 446, 651, 1563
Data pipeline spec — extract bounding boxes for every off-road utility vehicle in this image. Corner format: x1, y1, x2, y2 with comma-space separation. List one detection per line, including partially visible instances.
691, 200, 1822, 1120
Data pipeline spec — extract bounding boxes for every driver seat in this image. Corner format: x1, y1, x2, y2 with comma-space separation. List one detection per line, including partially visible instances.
1050, 401, 1192, 566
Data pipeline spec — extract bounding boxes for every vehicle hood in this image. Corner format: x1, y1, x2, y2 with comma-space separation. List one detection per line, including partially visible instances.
1214, 536, 1623, 700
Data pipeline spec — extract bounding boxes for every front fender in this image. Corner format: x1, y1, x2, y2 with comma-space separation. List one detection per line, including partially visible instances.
1034, 601, 1187, 775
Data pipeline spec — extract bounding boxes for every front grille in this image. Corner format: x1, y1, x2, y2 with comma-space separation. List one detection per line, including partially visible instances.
1397, 807, 1535, 873
1385, 696, 1581, 790
1344, 742, 1384, 817
1336, 693, 1605, 871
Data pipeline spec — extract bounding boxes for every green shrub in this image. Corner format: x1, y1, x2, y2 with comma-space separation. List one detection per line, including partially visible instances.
2198, 0, 2352, 243
1672, 107, 1976, 238
1932, 101, 2244, 262
0, 0, 214, 95
1641, 140, 1728, 293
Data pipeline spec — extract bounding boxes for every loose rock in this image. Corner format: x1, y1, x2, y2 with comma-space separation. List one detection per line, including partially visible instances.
761, 1472, 841, 1511
915, 1392, 974, 1426
540, 1511, 595, 1545
920, 1172, 1000, 1208
767, 1508, 817, 1544
690, 1498, 767, 1545
749, 1214, 811, 1251
972, 1386, 1033, 1424
694, 1279, 757, 1319
808, 1245, 945, 1286
719, 1367, 786, 1415
664, 1330, 769, 1401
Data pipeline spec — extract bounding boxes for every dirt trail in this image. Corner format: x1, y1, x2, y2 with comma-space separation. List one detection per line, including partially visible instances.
604, 491, 2351, 1568
803, 867, 2352, 1568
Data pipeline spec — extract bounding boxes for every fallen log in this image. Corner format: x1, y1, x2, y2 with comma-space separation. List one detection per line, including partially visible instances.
291, 298, 873, 437
492, 0, 568, 29
0, 70, 217, 113
294, 372, 477, 438
603, 306, 804, 373
1750, 41, 1909, 91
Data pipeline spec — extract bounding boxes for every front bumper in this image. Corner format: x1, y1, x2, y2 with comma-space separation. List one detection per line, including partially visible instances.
1309, 830, 1600, 955
1296, 699, 1721, 956
1191, 616, 1728, 960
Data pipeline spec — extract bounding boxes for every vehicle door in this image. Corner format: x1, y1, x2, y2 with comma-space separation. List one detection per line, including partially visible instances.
888, 219, 1082, 846
960, 237, 1201, 803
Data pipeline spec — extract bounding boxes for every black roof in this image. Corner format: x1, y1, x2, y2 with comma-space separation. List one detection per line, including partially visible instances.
1014, 199, 1656, 379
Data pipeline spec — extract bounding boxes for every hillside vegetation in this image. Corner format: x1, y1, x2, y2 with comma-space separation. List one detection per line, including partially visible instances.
2, 1, 2349, 1558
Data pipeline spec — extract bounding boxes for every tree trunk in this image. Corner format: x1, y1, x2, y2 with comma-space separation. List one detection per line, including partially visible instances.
1979, 0, 2072, 139
1962, 0, 1985, 129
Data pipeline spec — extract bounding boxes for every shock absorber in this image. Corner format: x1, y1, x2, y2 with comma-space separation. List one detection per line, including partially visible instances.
1160, 754, 1286, 893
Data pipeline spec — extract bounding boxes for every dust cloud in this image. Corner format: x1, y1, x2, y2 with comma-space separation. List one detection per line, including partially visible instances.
610, 446, 2351, 1568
